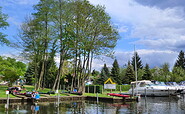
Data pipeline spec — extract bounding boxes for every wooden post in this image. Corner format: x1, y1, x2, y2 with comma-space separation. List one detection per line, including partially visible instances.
96, 93, 99, 103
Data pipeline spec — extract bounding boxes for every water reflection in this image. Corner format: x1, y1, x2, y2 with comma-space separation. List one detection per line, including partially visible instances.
1, 97, 185, 113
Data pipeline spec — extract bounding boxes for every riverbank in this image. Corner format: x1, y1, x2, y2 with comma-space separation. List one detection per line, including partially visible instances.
0, 95, 137, 104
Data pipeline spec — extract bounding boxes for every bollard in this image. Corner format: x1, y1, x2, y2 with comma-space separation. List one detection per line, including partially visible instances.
96, 93, 99, 103
6, 90, 9, 109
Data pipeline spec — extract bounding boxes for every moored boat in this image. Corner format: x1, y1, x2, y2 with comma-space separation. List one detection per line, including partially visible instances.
123, 80, 182, 97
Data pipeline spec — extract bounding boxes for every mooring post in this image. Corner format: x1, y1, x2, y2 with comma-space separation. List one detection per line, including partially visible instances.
6, 90, 9, 109
96, 93, 99, 103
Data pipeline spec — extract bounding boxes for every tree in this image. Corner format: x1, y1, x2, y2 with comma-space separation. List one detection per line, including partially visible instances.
124, 61, 135, 84
19, 0, 119, 92
0, 56, 26, 86
142, 63, 152, 80
161, 63, 170, 82
24, 63, 35, 85
171, 67, 185, 82
68, 0, 119, 92
3, 70, 19, 86
174, 50, 185, 69
95, 64, 110, 85
0, 7, 9, 45
110, 59, 121, 84
131, 52, 143, 71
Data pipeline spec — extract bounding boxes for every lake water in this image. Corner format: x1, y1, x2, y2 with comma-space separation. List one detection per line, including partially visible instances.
1, 96, 185, 114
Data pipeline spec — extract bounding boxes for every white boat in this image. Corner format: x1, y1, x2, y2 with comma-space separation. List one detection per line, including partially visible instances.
125, 80, 181, 97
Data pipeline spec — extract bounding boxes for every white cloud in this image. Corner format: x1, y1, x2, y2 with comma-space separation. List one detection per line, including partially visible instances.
88, 0, 184, 70
89, 0, 185, 51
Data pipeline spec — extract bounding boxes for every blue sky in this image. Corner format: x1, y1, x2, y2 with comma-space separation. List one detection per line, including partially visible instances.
1, 0, 184, 70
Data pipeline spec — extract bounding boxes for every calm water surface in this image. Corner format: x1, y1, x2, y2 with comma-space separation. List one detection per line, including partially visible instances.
1, 97, 185, 114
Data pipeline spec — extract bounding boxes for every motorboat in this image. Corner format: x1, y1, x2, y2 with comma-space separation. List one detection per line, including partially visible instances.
124, 80, 182, 97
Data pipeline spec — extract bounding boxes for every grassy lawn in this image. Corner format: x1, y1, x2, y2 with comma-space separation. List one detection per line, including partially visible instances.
0, 85, 128, 98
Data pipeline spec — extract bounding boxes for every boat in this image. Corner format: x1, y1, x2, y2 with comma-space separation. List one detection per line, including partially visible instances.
123, 80, 182, 97
107, 93, 130, 97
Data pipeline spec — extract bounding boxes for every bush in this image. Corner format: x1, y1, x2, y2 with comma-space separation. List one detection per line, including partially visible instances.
85, 85, 103, 93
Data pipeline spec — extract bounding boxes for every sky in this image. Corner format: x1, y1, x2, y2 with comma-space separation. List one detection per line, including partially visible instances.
1, 0, 184, 71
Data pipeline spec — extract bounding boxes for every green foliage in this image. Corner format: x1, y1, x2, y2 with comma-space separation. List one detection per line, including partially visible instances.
0, 56, 27, 86
161, 63, 170, 82
110, 59, 121, 84
95, 64, 110, 85
171, 67, 185, 82
137, 69, 144, 80
24, 63, 35, 85
142, 63, 152, 80
131, 52, 143, 71
174, 50, 185, 69
3, 70, 19, 86
0, 6, 10, 45
124, 61, 135, 84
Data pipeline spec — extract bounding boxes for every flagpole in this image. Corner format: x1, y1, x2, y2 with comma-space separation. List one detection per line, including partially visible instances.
134, 45, 138, 95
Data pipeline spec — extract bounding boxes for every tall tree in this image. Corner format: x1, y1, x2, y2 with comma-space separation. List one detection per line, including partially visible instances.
131, 52, 143, 71
124, 61, 135, 84
142, 63, 152, 80
0, 7, 9, 45
69, 0, 119, 92
110, 59, 121, 84
174, 50, 185, 69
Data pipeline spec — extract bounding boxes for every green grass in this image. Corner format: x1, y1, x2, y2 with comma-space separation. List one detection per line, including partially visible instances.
0, 85, 84, 98
0, 85, 128, 98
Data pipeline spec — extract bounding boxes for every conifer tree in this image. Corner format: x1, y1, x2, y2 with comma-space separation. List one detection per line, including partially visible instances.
142, 63, 152, 80
174, 50, 185, 69
124, 61, 135, 84
131, 52, 143, 71
96, 64, 110, 85
110, 59, 121, 84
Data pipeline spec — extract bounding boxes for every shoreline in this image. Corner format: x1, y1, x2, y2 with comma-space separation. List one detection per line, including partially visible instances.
0, 95, 136, 104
